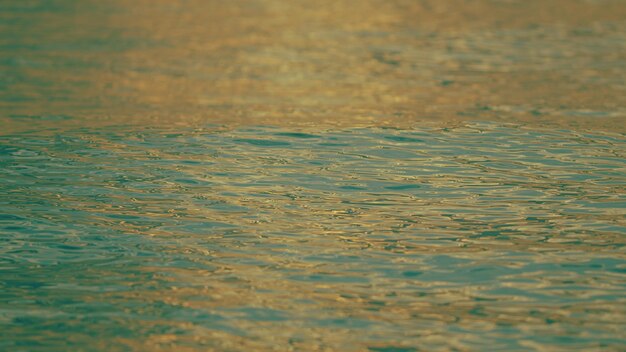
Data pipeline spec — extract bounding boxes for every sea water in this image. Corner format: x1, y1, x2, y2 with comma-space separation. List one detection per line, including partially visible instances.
1, 123, 624, 350
1, 0, 626, 350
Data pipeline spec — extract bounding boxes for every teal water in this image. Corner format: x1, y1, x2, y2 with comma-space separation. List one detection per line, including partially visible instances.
1, 122, 625, 351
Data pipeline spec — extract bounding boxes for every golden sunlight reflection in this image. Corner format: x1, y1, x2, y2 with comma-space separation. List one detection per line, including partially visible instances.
1, 0, 625, 132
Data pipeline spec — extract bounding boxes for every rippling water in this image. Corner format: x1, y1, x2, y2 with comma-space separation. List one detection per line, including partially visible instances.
1, 123, 625, 350
2, 0, 626, 351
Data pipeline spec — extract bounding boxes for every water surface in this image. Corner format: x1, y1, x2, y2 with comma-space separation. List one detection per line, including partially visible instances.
1, 0, 625, 132
1, 123, 625, 350
1, 0, 626, 351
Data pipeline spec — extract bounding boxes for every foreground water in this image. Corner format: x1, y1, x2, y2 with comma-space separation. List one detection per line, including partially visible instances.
1, 122, 624, 350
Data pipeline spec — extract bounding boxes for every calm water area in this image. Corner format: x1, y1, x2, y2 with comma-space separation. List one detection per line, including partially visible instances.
1, 1, 625, 351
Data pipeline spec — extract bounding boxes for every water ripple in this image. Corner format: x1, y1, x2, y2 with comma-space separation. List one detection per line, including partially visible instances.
1, 122, 625, 350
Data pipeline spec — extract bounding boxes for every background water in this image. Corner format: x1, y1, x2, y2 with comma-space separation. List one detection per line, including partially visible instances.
1, 0, 625, 132
1, 0, 626, 351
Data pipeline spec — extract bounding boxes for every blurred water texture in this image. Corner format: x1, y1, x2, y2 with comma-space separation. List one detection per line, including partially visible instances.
1, 0, 625, 131
1, 0, 626, 351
